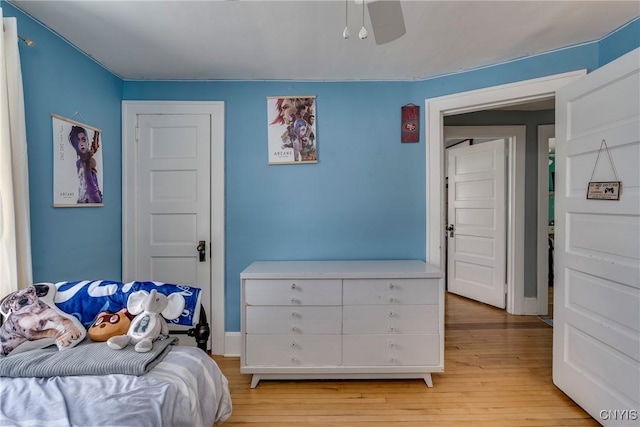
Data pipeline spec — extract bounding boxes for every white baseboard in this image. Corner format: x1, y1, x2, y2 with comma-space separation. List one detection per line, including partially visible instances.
224, 332, 241, 357
524, 297, 539, 315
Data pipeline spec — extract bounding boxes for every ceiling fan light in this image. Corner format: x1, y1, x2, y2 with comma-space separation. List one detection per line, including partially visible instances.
358, 0, 367, 40
342, 0, 350, 39
359, 26, 368, 40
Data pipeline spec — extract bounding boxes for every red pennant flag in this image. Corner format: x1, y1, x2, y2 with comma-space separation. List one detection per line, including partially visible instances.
401, 104, 420, 143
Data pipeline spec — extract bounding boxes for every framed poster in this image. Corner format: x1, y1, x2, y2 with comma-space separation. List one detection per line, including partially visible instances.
267, 96, 317, 164
52, 114, 104, 206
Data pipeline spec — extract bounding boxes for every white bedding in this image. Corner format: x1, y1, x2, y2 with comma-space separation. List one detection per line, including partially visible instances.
0, 346, 232, 427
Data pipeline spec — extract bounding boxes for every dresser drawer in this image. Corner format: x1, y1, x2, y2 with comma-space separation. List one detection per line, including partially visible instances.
342, 334, 440, 366
343, 278, 438, 305
246, 334, 342, 366
246, 306, 342, 334
244, 279, 342, 306
240, 261, 444, 387
343, 304, 438, 334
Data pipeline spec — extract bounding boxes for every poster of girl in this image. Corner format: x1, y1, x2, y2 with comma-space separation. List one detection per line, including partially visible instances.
267, 96, 317, 164
52, 114, 104, 206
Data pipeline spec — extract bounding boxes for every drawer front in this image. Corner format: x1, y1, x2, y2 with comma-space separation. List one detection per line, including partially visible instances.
343, 278, 439, 305
343, 305, 438, 334
246, 306, 342, 334
246, 334, 342, 366
342, 334, 440, 366
244, 279, 342, 306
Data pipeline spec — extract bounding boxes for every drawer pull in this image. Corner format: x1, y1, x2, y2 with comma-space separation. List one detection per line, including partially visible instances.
291, 283, 297, 289
291, 312, 298, 318
291, 357, 298, 364
389, 283, 394, 289
389, 326, 395, 332
291, 298, 300, 304
388, 311, 395, 317
388, 342, 395, 348
291, 326, 298, 333
389, 357, 396, 363
389, 297, 395, 303
291, 341, 297, 348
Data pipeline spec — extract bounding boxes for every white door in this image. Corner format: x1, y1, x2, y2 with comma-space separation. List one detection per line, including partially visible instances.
447, 139, 506, 308
136, 114, 211, 342
554, 48, 639, 425
122, 101, 225, 354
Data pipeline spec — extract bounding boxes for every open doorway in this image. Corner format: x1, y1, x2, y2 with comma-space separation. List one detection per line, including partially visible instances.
537, 124, 556, 324
425, 70, 586, 315
428, 51, 639, 421
443, 126, 526, 311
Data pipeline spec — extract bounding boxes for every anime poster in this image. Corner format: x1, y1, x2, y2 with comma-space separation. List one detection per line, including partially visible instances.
267, 96, 317, 164
52, 114, 104, 206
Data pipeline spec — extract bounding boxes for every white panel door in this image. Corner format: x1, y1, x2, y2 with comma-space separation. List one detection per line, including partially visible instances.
136, 114, 211, 341
447, 139, 506, 308
554, 48, 640, 426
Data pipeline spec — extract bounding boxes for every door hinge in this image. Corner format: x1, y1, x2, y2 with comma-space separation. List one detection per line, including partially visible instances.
135, 122, 139, 143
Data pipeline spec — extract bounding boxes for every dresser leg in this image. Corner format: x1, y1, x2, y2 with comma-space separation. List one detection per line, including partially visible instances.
423, 374, 433, 387
250, 375, 261, 389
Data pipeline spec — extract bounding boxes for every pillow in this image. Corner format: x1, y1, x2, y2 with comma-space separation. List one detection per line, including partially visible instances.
53, 280, 202, 328
88, 309, 132, 342
0, 283, 86, 356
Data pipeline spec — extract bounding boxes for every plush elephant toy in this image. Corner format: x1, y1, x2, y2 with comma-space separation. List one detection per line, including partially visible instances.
107, 289, 185, 353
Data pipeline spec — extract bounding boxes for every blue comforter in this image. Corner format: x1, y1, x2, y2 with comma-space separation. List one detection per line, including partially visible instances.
52, 280, 202, 328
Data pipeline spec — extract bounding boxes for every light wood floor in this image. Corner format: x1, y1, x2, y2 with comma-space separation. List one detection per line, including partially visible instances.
211, 292, 597, 427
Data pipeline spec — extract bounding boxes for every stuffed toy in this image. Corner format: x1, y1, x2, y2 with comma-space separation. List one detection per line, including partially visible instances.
0, 283, 86, 356
88, 308, 132, 342
107, 289, 184, 353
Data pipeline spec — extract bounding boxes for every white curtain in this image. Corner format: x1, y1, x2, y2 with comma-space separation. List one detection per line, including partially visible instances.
1, 10, 33, 298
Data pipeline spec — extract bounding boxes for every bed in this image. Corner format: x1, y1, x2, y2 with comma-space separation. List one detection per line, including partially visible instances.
0, 281, 232, 426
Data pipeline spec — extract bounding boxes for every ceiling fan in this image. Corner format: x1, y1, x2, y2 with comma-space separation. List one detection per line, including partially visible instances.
344, 0, 407, 45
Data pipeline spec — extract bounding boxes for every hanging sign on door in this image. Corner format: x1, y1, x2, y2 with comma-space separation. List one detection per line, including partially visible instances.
586, 139, 621, 201
587, 181, 621, 200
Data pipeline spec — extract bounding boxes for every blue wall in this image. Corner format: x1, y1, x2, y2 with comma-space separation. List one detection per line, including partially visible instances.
2, 2, 123, 283
599, 17, 640, 66
411, 42, 600, 96
3, 1, 638, 332
123, 82, 421, 331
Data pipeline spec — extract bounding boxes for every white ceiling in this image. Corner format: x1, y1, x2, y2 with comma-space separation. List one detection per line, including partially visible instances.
8, 0, 640, 81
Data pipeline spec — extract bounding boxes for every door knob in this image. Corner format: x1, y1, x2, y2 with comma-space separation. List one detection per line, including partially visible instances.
446, 224, 455, 238
197, 240, 206, 262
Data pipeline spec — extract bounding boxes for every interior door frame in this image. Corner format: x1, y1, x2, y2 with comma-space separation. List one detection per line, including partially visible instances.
426, 70, 585, 314
444, 126, 526, 312
537, 124, 555, 316
122, 101, 226, 354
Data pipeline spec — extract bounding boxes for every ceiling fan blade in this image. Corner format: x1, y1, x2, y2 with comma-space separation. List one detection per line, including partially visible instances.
367, 0, 406, 45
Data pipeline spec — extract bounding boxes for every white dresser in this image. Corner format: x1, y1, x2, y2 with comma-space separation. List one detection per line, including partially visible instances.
240, 260, 444, 388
